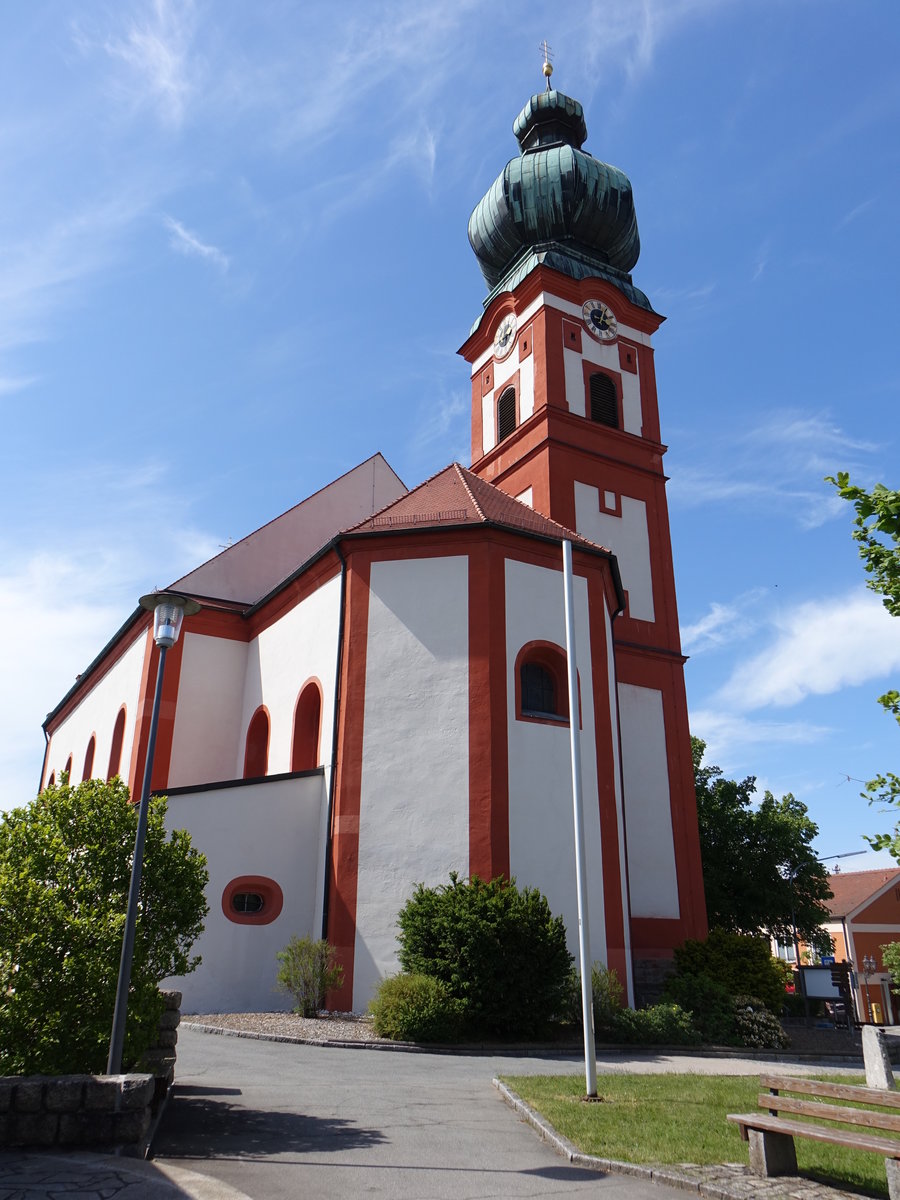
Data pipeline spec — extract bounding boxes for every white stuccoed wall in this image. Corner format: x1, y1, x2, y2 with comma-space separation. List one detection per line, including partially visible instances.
352, 556, 470, 1009
168, 634, 248, 788
617, 682, 679, 919
504, 558, 610, 970
574, 485, 654, 622
163, 773, 327, 1013
238, 575, 341, 778
45, 631, 148, 788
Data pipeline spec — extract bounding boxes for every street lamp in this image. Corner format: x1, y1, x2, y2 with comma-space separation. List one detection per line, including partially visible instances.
107, 591, 200, 1075
862, 954, 877, 1024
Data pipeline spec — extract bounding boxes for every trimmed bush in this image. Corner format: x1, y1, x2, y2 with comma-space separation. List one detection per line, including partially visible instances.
732, 994, 790, 1049
276, 936, 343, 1017
663, 972, 738, 1045
397, 873, 573, 1039
673, 929, 787, 1013
369, 973, 466, 1042
611, 1002, 701, 1046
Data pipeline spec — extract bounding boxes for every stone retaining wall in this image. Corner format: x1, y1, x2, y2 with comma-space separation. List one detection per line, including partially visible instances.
0, 988, 181, 1154
0, 1072, 155, 1151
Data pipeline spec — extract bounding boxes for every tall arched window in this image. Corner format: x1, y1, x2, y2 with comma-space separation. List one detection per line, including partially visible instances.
292, 681, 322, 772
589, 372, 619, 428
64, 755, 73, 780
107, 706, 127, 780
497, 386, 517, 441
243, 707, 270, 779
47, 771, 56, 788
82, 736, 96, 782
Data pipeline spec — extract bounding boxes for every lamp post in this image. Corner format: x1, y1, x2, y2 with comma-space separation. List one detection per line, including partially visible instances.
107, 591, 200, 1076
862, 954, 877, 1024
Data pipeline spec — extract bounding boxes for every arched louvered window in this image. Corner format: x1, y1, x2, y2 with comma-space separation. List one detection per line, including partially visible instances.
514, 641, 573, 724
521, 662, 558, 717
82, 735, 96, 782
589, 372, 619, 428
497, 386, 517, 442
107, 706, 126, 780
292, 681, 322, 772
243, 707, 270, 779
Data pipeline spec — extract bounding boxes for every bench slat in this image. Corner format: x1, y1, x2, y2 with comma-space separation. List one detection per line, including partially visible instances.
758, 1092, 900, 1134
758, 1075, 900, 1110
728, 1112, 900, 1158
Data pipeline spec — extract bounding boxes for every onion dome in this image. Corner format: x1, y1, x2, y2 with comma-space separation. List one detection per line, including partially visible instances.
468, 90, 648, 310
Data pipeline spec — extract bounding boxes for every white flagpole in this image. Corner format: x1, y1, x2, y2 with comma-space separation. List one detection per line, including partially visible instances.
562, 539, 597, 1097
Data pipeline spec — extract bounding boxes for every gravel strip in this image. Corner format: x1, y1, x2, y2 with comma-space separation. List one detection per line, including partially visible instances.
183, 1011, 382, 1043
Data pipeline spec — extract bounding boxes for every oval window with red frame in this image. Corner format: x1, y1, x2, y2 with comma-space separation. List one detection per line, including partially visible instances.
221, 875, 284, 925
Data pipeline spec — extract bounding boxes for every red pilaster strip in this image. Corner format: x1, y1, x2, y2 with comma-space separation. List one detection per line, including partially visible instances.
326, 554, 371, 1009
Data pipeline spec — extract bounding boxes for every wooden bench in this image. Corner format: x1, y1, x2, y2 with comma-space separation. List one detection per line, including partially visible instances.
729, 1074, 900, 1198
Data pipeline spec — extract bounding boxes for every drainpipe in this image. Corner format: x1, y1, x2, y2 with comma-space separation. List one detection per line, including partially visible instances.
320, 542, 347, 942
38, 726, 51, 793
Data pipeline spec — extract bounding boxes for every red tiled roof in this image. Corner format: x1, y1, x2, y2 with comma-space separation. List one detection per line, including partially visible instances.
825, 868, 900, 918
346, 462, 609, 556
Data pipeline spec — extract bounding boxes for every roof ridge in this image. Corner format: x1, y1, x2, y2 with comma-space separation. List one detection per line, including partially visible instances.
454, 463, 487, 522
459, 464, 612, 554
343, 461, 458, 533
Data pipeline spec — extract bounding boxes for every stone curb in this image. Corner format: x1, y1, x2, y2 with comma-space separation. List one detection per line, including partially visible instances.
181, 1022, 867, 1064
492, 1078, 867, 1200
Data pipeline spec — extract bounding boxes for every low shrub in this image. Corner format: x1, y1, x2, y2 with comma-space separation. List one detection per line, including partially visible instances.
591, 962, 624, 1037
732, 994, 790, 1049
276, 936, 343, 1017
369, 973, 467, 1042
397, 873, 572, 1039
610, 1002, 701, 1046
672, 930, 787, 1013
663, 972, 738, 1045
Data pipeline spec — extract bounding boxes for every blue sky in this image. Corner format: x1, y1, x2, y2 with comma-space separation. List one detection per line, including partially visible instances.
2, 0, 899, 870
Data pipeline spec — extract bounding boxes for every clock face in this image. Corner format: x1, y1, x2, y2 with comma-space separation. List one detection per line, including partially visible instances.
493, 313, 517, 359
582, 299, 618, 342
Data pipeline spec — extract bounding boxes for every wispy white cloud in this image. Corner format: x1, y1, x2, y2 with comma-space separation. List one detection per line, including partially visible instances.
0, 456, 220, 810
163, 215, 228, 271
99, 0, 200, 128
651, 281, 716, 306
670, 408, 881, 529
690, 708, 832, 767
716, 589, 900, 711
583, 0, 743, 82
0, 376, 38, 397
752, 236, 771, 282
681, 589, 766, 654
834, 197, 876, 233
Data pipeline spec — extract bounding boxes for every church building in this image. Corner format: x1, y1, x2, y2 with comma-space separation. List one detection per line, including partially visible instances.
40, 84, 707, 1014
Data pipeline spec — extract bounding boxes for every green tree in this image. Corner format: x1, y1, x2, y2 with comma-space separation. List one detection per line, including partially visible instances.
0, 775, 208, 1076
827, 473, 900, 848
396, 873, 572, 1039
692, 738, 832, 951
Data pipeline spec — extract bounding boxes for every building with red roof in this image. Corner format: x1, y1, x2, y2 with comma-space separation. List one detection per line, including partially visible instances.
39, 85, 707, 1013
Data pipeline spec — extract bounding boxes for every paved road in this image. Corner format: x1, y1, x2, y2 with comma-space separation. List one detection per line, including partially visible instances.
152, 1029, 857, 1200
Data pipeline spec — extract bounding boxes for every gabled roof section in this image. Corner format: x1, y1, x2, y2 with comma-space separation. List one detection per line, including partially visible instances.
825, 868, 900, 918
170, 453, 407, 604
348, 461, 615, 558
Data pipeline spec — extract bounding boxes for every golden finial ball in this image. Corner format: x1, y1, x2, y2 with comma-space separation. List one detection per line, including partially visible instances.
542, 61, 553, 78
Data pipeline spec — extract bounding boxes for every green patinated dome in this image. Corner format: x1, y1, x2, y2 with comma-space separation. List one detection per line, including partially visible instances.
468, 90, 645, 307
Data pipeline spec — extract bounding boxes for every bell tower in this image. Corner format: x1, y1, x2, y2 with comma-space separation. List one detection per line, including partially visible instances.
459, 85, 706, 987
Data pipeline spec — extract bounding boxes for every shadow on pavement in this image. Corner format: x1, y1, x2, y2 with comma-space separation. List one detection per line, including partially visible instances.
153, 1094, 387, 1159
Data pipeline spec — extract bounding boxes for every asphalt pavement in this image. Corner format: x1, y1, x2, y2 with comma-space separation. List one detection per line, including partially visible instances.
2, 1029, 863, 1200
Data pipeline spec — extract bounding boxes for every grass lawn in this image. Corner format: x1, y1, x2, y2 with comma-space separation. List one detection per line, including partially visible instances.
500, 1073, 890, 1197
